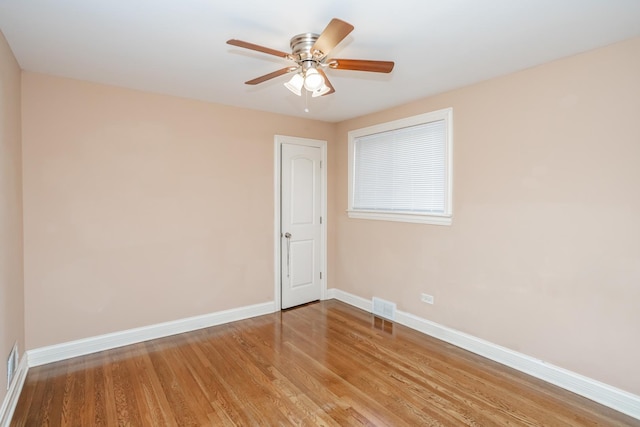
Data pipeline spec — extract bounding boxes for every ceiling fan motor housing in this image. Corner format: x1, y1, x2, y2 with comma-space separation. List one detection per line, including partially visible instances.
290, 33, 322, 69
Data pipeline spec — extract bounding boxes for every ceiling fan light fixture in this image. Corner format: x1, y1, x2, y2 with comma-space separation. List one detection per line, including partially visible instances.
284, 73, 304, 96
303, 68, 324, 91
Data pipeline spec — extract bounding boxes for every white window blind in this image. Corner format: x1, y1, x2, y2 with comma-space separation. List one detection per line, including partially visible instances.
348, 108, 452, 225
353, 120, 446, 213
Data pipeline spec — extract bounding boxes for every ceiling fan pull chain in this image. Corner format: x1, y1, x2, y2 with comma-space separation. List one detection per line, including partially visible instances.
304, 90, 310, 113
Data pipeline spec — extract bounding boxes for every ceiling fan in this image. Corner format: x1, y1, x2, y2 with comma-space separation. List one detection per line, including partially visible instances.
227, 18, 394, 97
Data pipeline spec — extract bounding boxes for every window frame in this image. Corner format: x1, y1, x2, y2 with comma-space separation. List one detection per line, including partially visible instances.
347, 108, 453, 225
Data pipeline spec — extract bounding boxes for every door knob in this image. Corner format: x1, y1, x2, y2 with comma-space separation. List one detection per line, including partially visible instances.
284, 232, 291, 238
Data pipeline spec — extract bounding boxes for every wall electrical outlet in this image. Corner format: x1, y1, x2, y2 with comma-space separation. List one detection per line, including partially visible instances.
421, 293, 434, 304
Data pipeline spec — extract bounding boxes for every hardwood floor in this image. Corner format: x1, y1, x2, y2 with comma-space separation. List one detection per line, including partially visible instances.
11, 300, 639, 426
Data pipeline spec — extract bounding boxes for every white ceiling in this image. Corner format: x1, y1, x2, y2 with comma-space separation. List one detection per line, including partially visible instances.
1, 0, 639, 122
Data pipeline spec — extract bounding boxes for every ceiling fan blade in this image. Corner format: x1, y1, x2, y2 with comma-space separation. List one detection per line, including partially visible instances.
329, 59, 395, 73
227, 39, 291, 59
317, 69, 335, 96
245, 67, 295, 85
312, 18, 354, 58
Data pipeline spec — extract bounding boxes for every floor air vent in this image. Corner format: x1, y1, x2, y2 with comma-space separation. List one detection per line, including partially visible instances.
372, 297, 396, 321
7, 343, 18, 389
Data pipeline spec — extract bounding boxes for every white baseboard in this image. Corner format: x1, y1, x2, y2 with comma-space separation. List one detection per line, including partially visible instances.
0, 354, 29, 427
328, 288, 640, 421
27, 301, 276, 367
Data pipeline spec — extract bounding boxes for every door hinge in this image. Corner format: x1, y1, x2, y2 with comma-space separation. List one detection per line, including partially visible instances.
320, 272, 322, 279
320, 216, 322, 224
320, 161, 322, 169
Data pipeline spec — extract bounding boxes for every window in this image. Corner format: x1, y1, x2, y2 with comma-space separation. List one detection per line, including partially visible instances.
348, 108, 453, 225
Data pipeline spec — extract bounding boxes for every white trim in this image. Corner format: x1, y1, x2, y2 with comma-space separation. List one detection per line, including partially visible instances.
274, 135, 328, 310
327, 288, 371, 312
347, 108, 453, 225
0, 354, 28, 427
347, 210, 452, 225
27, 301, 275, 367
328, 288, 640, 421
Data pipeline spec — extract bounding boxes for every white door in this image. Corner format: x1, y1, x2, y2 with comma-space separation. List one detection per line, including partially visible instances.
281, 143, 322, 309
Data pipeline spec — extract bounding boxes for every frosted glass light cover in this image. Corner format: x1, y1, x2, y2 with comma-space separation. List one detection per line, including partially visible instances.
284, 73, 304, 96
303, 68, 324, 91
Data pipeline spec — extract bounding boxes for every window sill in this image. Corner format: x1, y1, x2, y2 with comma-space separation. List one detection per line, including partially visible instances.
346, 210, 452, 225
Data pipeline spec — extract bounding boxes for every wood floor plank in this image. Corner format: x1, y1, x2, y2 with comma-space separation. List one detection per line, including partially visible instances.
282, 306, 474, 425
126, 349, 175, 426
146, 340, 209, 426
10, 300, 640, 426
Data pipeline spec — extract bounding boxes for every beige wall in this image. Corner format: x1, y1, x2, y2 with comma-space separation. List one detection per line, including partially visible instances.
21, 73, 335, 349
334, 37, 640, 395
0, 30, 24, 400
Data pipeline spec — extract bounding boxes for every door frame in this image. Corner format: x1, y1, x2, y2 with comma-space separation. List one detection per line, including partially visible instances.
274, 135, 327, 311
